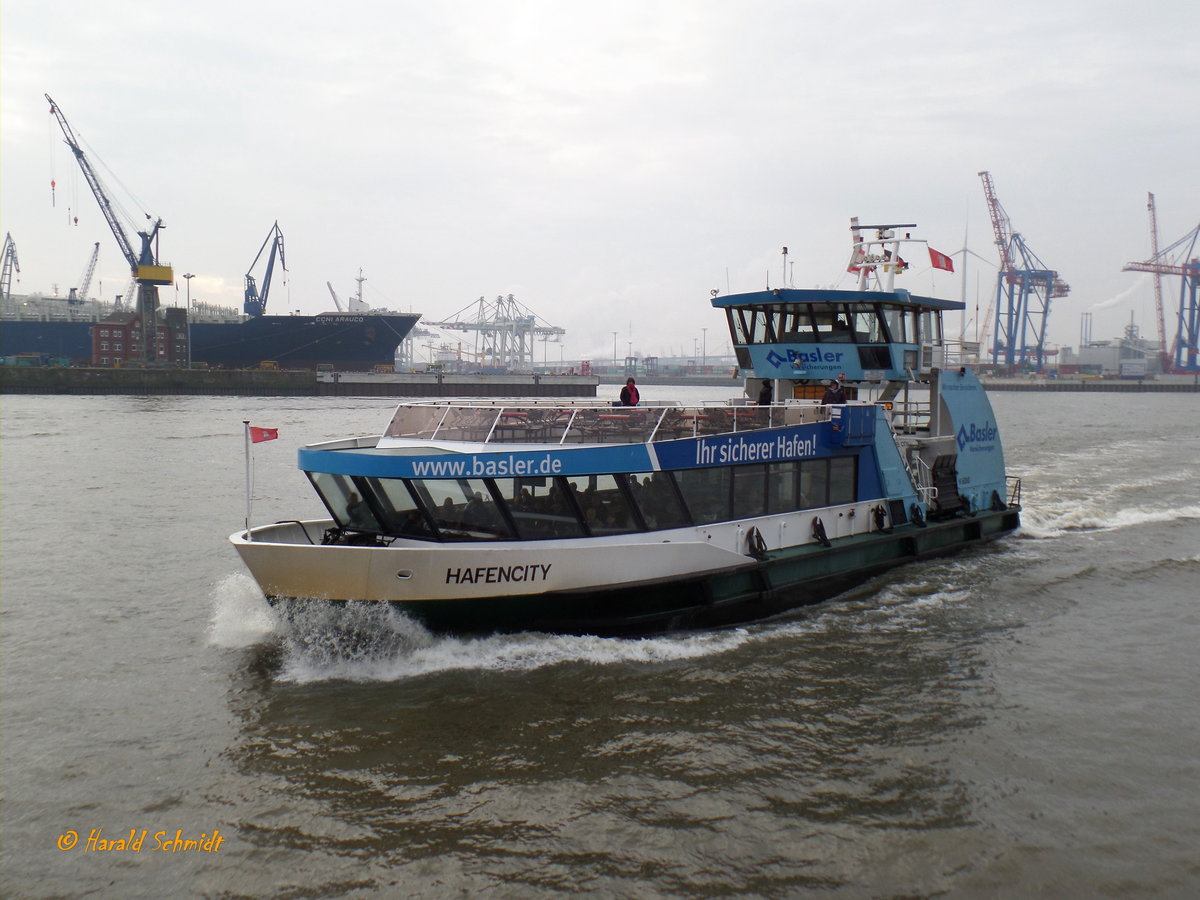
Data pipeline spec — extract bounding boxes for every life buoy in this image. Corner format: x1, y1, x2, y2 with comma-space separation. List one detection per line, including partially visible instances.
812, 517, 831, 548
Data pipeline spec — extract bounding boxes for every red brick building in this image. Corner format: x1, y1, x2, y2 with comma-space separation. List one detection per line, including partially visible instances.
91, 308, 189, 367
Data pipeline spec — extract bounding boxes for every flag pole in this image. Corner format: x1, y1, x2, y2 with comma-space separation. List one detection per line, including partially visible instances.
243, 420, 253, 541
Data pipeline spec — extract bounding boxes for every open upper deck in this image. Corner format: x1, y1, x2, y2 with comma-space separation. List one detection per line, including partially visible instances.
374, 399, 837, 448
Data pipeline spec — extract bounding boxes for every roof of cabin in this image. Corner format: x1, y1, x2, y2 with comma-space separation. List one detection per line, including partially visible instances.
710, 288, 965, 312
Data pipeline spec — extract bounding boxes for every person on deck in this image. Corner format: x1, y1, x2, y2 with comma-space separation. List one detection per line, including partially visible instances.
821, 379, 846, 405
620, 378, 640, 406
757, 380, 773, 405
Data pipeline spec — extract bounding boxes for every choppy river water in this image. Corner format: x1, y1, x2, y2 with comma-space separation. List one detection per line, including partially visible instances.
2, 389, 1198, 898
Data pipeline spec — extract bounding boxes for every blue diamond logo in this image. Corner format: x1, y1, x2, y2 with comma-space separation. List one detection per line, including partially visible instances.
766, 351, 786, 368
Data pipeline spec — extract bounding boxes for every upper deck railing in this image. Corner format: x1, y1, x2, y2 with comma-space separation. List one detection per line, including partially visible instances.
380, 400, 839, 446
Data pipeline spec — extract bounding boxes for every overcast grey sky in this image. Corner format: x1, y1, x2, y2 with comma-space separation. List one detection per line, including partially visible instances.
3, 0, 1196, 361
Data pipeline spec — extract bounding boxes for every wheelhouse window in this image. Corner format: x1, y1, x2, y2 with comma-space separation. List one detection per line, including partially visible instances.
918, 310, 942, 345
728, 302, 899, 347
882, 307, 907, 343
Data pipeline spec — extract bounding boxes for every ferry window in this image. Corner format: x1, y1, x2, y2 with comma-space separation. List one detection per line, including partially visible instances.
779, 308, 812, 342
563, 474, 640, 535
849, 304, 885, 342
857, 346, 893, 370
362, 477, 434, 538
812, 305, 853, 342
766, 461, 799, 514
309, 471, 383, 532
745, 308, 776, 344
627, 472, 690, 530
829, 457, 857, 505
799, 459, 829, 509
728, 309, 749, 345
492, 476, 586, 541
918, 310, 941, 344
412, 478, 512, 541
676, 466, 733, 525
882, 307, 906, 343
732, 464, 767, 519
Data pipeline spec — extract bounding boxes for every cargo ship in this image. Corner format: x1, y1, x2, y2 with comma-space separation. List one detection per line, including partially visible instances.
0, 292, 420, 370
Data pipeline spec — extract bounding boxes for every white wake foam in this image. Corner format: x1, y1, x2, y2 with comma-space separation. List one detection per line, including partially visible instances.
276, 603, 760, 683
207, 573, 278, 648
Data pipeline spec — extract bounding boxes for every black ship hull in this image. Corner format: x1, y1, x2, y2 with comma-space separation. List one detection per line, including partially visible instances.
1, 312, 419, 371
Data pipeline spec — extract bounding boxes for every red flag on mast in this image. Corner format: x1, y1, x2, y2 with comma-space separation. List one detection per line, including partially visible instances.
928, 248, 955, 272
249, 426, 278, 443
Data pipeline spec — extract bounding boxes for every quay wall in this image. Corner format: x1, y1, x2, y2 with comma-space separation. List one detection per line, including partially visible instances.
0, 367, 599, 398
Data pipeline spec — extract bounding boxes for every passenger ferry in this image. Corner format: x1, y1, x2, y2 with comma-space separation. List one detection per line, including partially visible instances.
232, 223, 1021, 635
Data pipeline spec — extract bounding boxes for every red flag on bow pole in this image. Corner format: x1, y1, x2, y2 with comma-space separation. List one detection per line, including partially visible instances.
928, 248, 955, 272
243, 422, 279, 540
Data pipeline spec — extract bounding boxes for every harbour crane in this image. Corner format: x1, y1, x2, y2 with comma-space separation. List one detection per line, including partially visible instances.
1123, 211, 1200, 373
1138, 194, 1171, 373
243, 221, 286, 317
979, 171, 1069, 369
45, 94, 173, 364
1, 232, 19, 301
422, 294, 566, 370
68, 242, 100, 303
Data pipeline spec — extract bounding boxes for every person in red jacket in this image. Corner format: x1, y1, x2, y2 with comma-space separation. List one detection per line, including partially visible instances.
619, 378, 640, 406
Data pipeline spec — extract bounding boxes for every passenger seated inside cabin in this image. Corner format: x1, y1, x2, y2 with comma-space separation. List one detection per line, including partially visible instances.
344, 492, 373, 529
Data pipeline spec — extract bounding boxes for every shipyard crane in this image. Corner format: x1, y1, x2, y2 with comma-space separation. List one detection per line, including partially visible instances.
68, 242, 100, 303
1139, 193, 1171, 373
45, 94, 173, 364
1, 233, 19, 301
979, 171, 1070, 369
1123, 212, 1200, 373
244, 221, 286, 317
423, 294, 566, 370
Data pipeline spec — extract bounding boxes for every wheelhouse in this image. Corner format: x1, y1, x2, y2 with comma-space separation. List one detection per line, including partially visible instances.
713, 288, 963, 382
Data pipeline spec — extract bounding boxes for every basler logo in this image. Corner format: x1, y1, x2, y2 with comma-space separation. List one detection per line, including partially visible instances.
957, 421, 998, 451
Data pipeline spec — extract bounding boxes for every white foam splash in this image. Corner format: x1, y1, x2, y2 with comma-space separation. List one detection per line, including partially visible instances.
1021, 502, 1200, 538
276, 602, 760, 683
207, 573, 278, 648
